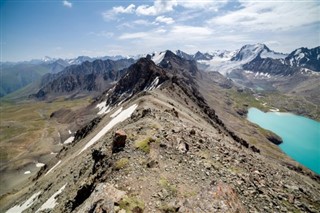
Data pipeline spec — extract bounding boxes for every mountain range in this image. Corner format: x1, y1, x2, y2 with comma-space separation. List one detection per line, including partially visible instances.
2, 45, 320, 212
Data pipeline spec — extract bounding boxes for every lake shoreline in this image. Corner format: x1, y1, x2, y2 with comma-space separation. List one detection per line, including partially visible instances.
247, 107, 320, 175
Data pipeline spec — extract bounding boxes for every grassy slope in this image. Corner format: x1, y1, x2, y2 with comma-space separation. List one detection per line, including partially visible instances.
0, 98, 90, 170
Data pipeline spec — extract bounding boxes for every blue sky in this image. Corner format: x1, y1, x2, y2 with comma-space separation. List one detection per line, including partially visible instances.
1, 0, 319, 61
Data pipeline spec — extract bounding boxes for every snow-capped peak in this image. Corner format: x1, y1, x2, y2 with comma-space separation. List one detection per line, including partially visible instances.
42, 56, 56, 63
151, 51, 167, 65
232, 43, 269, 62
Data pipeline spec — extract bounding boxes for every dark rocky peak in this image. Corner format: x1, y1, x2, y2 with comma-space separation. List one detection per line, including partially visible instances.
285, 46, 320, 71
193, 51, 213, 61
175, 50, 193, 60
105, 58, 169, 106
242, 57, 299, 76
158, 50, 199, 77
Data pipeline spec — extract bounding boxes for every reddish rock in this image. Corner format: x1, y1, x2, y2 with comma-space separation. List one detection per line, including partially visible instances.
112, 130, 127, 153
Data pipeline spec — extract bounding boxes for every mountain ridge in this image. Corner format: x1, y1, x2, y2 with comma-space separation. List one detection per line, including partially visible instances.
2, 54, 320, 213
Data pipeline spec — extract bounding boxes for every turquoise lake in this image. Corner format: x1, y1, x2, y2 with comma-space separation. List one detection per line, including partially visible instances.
247, 108, 320, 174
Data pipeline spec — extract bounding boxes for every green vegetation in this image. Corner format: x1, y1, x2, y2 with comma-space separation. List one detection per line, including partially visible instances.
159, 177, 177, 197
227, 89, 266, 112
135, 137, 153, 153
118, 196, 145, 213
114, 158, 129, 170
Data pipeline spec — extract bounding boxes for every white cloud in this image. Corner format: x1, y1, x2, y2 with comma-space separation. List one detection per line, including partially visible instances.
89, 31, 114, 38
171, 25, 213, 38
133, 19, 154, 26
118, 25, 213, 44
208, 1, 320, 32
155, 16, 175, 24
102, 4, 135, 20
136, 0, 177, 16
113, 4, 136, 14
119, 32, 148, 40
63, 0, 72, 8
179, 0, 227, 10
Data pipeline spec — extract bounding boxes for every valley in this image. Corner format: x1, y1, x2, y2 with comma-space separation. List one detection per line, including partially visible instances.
0, 98, 91, 196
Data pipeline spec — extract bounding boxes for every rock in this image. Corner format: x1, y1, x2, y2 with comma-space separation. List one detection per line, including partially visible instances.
147, 160, 158, 168
265, 131, 283, 145
74, 117, 101, 142
112, 130, 127, 153
177, 140, 189, 153
236, 108, 248, 116
76, 183, 126, 213
141, 108, 151, 118
190, 129, 196, 135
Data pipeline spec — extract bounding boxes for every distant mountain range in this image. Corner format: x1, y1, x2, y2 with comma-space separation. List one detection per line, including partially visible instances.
0, 55, 133, 97
1, 44, 319, 98
33, 58, 134, 100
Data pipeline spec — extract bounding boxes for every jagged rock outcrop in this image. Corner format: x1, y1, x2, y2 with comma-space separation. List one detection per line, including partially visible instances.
105, 58, 169, 106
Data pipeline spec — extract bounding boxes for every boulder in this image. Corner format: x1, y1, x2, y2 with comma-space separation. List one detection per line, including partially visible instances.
112, 130, 127, 153
265, 131, 283, 145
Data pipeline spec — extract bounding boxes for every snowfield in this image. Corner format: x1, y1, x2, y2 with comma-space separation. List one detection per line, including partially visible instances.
110, 107, 123, 118
6, 191, 41, 213
36, 184, 67, 212
78, 104, 138, 154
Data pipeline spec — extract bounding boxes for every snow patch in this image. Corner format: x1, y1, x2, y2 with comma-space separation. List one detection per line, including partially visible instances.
45, 160, 61, 176
6, 191, 42, 213
289, 58, 294, 66
24, 171, 31, 174
96, 101, 111, 115
269, 108, 279, 112
260, 50, 287, 59
78, 104, 138, 155
36, 184, 67, 212
63, 136, 75, 144
151, 52, 166, 65
145, 77, 159, 91
110, 107, 123, 118
68, 130, 72, 134
36, 163, 45, 168
296, 53, 305, 61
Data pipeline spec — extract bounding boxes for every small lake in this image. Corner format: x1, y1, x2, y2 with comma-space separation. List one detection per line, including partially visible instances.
247, 107, 320, 174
